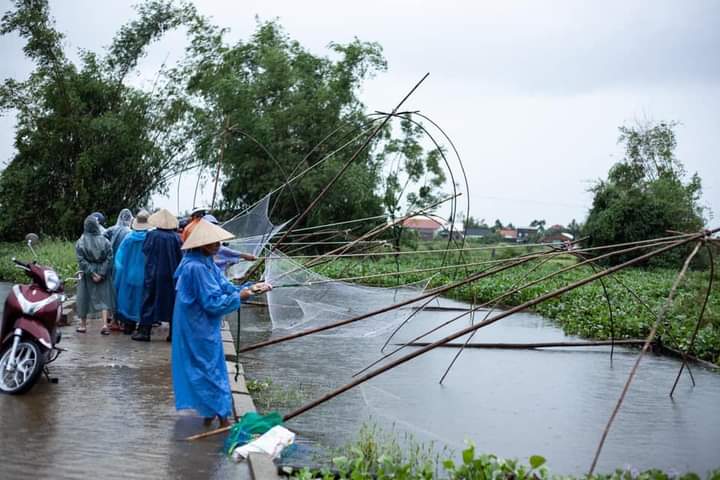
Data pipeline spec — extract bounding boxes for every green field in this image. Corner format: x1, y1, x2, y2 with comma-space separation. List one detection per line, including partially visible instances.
1, 239, 718, 364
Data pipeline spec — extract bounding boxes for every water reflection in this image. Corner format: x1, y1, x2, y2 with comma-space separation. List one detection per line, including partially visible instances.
236, 300, 720, 475
0, 283, 247, 480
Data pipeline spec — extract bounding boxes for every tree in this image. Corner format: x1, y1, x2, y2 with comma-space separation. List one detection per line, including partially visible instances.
0, 0, 195, 239
529, 219, 546, 234
378, 118, 446, 222
463, 216, 485, 229
492, 219, 503, 231
583, 121, 704, 265
567, 219, 581, 238
174, 19, 389, 227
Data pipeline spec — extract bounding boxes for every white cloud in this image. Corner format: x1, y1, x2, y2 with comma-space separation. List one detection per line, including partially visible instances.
1, 0, 717, 225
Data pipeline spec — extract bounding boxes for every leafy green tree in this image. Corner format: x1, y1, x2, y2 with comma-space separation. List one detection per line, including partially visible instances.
492, 219, 503, 231
463, 216, 485, 229
567, 218, 581, 238
529, 219, 546, 234
377, 118, 446, 221
174, 19, 388, 227
0, 0, 195, 239
583, 121, 704, 265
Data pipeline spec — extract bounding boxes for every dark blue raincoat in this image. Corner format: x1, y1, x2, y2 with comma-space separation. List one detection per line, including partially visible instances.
140, 228, 182, 326
113, 230, 147, 322
171, 250, 242, 418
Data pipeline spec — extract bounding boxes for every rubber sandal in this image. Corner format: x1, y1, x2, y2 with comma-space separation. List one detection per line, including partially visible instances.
110, 324, 123, 332
76, 326, 87, 333
100, 327, 111, 335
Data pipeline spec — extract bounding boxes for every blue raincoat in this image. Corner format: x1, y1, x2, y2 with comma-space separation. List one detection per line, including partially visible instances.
140, 229, 183, 326
113, 230, 147, 322
214, 245, 243, 272
171, 250, 241, 418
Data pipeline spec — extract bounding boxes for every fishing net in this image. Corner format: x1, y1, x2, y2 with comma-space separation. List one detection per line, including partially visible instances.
264, 251, 430, 338
223, 193, 289, 279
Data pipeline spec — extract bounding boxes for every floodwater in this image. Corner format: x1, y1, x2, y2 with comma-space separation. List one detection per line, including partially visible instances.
0, 283, 248, 480
235, 298, 720, 476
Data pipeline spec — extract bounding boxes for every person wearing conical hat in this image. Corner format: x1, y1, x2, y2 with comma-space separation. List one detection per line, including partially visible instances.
113, 209, 152, 335
180, 206, 207, 243
203, 214, 257, 272
133, 208, 183, 342
172, 219, 271, 426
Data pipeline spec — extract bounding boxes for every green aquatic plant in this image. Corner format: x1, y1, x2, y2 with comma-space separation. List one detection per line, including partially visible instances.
286, 424, 718, 479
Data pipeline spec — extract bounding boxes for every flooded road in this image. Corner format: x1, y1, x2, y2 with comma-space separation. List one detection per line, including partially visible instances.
236, 299, 720, 476
3, 278, 718, 477
0, 283, 247, 480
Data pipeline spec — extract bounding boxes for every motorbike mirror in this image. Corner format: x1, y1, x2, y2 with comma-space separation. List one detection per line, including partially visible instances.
25, 233, 40, 258
25, 233, 40, 246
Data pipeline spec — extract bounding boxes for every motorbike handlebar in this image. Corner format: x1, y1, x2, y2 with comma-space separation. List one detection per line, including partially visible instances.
11, 258, 31, 269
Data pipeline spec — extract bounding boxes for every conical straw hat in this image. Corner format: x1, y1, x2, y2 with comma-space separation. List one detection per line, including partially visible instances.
149, 208, 178, 230
182, 219, 235, 250
132, 209, 152, 231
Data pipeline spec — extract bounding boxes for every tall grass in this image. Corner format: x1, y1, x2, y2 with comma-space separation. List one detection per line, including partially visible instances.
0, 239, 78, 284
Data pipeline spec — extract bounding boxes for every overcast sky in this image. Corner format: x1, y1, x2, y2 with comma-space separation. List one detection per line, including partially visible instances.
1, 0, 718, 227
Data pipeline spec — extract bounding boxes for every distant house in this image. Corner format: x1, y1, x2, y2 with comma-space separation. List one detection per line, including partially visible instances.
464, 227, 492, 239
401, 216, 446, 240
542, 231, 574, 244
516, 226, 539, 243
437, 223, 465, 240
499, 228, 517, 242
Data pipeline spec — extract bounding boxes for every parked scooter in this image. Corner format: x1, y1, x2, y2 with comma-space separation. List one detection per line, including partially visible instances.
0, 234, 64, 394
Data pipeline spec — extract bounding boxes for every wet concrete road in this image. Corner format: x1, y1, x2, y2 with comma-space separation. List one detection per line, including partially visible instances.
0, 284, 246, 479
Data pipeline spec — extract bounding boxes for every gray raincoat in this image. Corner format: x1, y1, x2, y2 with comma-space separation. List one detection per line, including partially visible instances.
104, 208, 133, 254
76, 215, 116, 318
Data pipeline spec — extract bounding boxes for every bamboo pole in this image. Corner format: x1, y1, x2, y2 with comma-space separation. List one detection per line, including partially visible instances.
669, 242, 715, 396
238, 252, 539, 354
587, 241, 703, 475
189, 230, 713, 441
284, 231, 710, 424
243, 73, 430, 280
353, 236, 681, 378
397, 340, 651, 349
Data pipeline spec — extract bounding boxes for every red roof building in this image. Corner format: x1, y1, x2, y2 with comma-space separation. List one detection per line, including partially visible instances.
499, 228, 517, 241
401, 216, 446, 240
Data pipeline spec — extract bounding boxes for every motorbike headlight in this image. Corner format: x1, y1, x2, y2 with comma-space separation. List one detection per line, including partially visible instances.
44, 270, 61, 292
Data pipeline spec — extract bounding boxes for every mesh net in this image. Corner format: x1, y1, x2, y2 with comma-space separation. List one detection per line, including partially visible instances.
264, 251, 429, 338
223, 194, 288, 278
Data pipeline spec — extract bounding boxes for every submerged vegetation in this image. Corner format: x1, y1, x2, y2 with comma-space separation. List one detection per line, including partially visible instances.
283, 423, 719, 480
314, 241, 720, 364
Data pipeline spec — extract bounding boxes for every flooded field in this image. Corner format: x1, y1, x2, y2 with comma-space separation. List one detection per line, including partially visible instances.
2, 280, 719, 477
236, 299, 720, 476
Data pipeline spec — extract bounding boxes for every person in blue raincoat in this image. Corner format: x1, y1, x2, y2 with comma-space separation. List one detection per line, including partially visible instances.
113, 210, 152, 335
171, 219, 271, 426
133, 208, 183, 342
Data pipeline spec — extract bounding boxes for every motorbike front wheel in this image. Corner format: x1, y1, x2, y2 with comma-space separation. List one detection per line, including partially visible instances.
0, 339, 44, 394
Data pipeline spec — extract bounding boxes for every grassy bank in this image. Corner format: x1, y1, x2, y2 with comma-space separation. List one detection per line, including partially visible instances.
313, 242, 720, 364
0, 240, 78, 284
